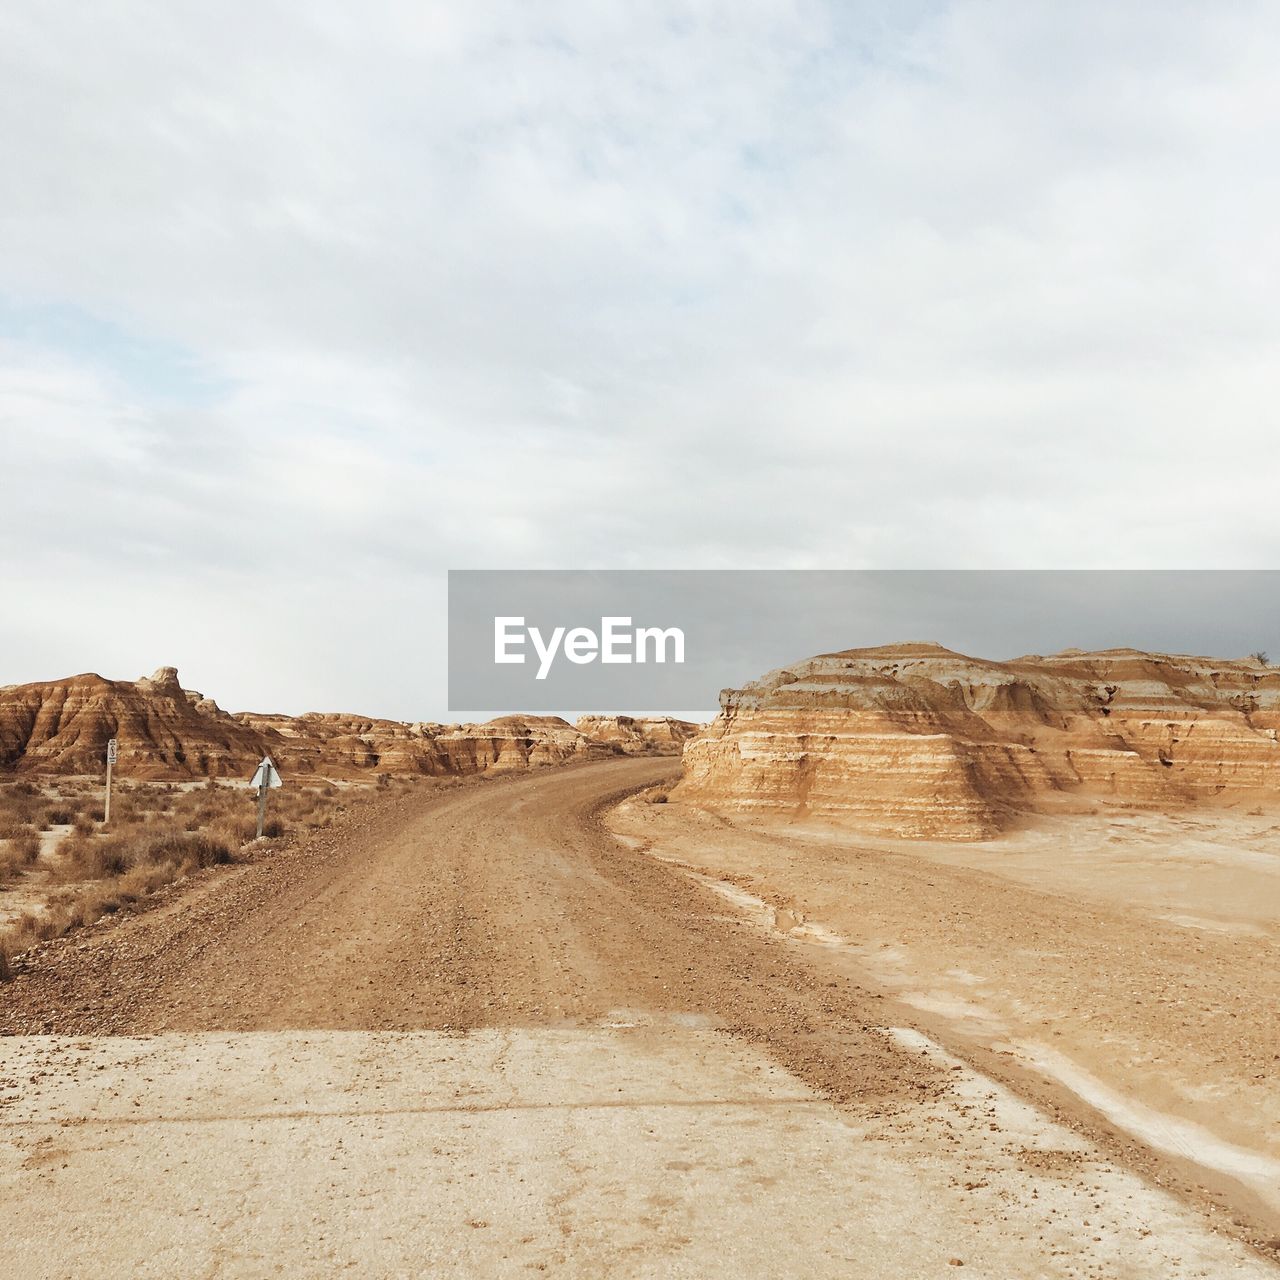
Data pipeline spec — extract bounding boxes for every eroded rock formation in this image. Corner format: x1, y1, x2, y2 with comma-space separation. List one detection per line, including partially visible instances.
677, 643, 1280, 838
0, 669, 619, 780
574, 715, 701, 755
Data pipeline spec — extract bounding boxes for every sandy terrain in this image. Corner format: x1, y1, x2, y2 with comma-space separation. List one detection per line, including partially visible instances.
610, 795, 1280, 1248
4, 1026, 1273, 1279
1, 759, 1276, 1276
850, 809, 1280, 938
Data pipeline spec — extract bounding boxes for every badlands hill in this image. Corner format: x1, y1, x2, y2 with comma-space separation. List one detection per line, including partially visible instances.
574, 715, 701, 755
677, 643, 1280, 838
0, 668, 692, 781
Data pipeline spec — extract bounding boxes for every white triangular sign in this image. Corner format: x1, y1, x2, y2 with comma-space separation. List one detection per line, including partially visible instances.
251, 755, 283, 789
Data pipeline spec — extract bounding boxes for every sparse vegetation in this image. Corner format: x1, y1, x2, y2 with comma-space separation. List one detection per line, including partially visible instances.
0, 831, 41, 881
0, 773, 415, 978
1250, 650, 1270, 666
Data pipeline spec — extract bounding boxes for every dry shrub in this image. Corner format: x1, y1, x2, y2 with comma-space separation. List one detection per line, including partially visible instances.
58, 829, 233, 883
0, 781, 45, 820
0, 785, 44, 836
0, 775, 371, 978
13, 831, 41, 863
1, 903, 74, 971
142, 831, 234, 870
0, 832, 41, 885
216, 816, 260, 845
0, 825, 239, 977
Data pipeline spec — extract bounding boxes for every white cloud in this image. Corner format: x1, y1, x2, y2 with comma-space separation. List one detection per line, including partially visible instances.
1, 1, 1279, 715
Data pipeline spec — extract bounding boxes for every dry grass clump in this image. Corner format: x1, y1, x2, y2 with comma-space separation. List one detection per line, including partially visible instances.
0, 779, 104, 842
0, 780, 47, 839
0, 774, 381, 978
0, 825, 237, 972
0, 856, 202, 981
53, 828, 233, 883
12, 778, 363, 850
0, 831, 41, 882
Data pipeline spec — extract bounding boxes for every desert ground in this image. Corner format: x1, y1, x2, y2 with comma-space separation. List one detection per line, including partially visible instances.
1, 757, 1277, 1277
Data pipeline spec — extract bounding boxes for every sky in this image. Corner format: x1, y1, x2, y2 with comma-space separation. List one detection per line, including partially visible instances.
1, 1, 1278, 720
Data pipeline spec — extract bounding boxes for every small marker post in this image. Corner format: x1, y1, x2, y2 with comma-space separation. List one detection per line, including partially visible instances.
104, 738, 117, 826
250, 755, 282, 838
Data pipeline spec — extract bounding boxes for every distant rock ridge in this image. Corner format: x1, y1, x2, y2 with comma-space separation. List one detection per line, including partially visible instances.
574, 715, 701, 755
0, 668, 661, 780
676, 643, 1280, 839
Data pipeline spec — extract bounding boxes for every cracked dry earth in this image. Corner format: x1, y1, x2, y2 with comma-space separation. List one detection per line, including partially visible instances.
0, 758, 1276, 1278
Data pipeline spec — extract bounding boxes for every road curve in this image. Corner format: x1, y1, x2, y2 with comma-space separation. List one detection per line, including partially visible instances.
0, 759, 937, 1113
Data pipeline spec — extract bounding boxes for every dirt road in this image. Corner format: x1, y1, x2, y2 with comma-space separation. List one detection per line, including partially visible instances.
1, 759, 1276, 1277
0, 759, 930, 1111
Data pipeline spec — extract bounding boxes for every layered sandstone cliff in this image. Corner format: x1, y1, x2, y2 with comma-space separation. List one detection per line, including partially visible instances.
574, 715, 701, 755
677, 644, 1280, 839
0, 668, 262, 778
0, 669, 618, 780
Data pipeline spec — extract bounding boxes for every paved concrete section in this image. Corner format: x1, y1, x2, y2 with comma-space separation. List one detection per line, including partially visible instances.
1, 1027, 1273, 1279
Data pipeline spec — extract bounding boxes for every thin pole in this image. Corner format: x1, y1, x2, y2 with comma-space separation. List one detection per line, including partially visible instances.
104, 755, 113, 827
256, 781, 268, 839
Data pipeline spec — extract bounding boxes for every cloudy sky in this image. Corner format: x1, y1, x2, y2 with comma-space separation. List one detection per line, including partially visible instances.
2, 2, 1278, 719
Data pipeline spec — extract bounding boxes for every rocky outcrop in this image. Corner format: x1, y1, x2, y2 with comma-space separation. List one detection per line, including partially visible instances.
0, 669, 265, 779
0, 670, 620, 780
677, 644, 1280, 839
232, 711, 613, 777
574, 715, 701, 755
403, 716, 618, 775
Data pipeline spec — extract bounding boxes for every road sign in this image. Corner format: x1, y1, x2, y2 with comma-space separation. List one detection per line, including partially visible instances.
251, 755, 282, 839
104, 738, 117, 825
251, 756, 282, 790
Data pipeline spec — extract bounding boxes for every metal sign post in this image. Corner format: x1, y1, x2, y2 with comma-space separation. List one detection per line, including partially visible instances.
250, 755, 283, 838
104, 738, 117, 826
